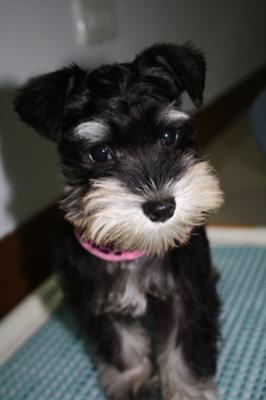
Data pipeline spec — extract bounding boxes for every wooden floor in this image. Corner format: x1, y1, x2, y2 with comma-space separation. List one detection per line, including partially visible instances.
206, 114, 266, 226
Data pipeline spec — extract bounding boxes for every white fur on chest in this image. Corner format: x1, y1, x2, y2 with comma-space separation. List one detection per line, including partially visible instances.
106, 262, 147, 317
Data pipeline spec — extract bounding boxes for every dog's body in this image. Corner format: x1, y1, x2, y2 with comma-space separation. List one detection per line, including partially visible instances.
14, 43, 223, 399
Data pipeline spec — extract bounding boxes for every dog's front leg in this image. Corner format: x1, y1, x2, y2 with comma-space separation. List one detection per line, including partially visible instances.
157, 298, 218, 400
90, 315, 152, 400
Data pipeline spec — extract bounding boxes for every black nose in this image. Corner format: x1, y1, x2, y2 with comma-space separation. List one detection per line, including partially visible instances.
142, 198, 176, 222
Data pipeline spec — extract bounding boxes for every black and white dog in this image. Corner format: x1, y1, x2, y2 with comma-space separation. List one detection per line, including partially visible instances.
14, 43, 223, 400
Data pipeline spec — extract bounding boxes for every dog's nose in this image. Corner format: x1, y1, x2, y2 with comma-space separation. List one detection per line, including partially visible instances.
142, 198, 176, 222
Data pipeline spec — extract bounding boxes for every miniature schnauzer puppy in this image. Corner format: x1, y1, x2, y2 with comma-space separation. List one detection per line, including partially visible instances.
14, 43, 223, 400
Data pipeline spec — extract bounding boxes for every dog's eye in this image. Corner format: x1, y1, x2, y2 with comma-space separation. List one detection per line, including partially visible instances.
162, 131, 178, 146
89, 145, 112, 163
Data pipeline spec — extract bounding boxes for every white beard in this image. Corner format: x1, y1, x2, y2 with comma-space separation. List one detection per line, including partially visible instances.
64, 159, 223, 255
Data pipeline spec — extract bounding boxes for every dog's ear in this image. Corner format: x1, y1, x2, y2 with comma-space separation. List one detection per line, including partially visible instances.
14, 64, 88, 141
135, 43, 206, 108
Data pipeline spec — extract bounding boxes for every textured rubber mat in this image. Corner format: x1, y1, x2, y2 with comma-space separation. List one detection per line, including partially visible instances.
0, 246, 265, 400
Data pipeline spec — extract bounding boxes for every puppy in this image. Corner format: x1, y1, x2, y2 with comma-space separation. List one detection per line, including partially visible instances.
14, 43, 223, 400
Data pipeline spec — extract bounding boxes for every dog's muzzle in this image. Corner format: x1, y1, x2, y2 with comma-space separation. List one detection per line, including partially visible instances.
142, 197, 176, 222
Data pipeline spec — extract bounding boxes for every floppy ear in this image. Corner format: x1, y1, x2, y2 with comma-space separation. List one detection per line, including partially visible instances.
14, 64, 88, 141
135, 42, 206, 108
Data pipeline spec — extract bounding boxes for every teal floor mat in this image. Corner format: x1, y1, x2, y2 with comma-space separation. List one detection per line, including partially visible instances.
1, 246, 266, 400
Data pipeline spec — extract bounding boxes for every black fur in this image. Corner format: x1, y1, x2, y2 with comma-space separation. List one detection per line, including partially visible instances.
14, 43, 220, 400
14, 43, 205, 141
56, 224, 219, 378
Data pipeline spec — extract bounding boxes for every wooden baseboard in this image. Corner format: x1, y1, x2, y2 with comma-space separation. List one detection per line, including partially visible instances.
196, 64, 266, 144
0, 204, 64, 318
0, 64, 265, 318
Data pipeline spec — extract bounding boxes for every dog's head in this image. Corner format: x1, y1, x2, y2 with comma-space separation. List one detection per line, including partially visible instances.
14, 43, 223, 255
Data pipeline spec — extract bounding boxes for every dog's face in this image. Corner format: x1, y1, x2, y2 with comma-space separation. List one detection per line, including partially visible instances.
14, 43, 223, 254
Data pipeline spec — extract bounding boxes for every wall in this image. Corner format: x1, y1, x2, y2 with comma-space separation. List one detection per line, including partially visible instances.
1, 0, 266, 238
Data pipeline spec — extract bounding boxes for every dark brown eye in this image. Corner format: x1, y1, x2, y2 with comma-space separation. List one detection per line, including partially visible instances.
89, 145, 112, 163
162, 131, 178, 146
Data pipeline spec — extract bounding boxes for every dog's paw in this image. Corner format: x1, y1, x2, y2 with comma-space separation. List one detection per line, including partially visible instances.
167, 386, 218, 400
133, 375, 161, 400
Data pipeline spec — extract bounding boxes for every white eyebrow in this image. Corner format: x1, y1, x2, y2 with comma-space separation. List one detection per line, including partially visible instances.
159, 108, 190, 124
74, 121, 109, 142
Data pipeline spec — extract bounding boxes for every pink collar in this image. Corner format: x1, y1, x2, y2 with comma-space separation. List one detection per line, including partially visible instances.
74, 230, 145, 262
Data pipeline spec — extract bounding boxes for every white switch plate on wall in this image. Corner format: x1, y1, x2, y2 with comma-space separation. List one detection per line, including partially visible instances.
71, 0, 118, 45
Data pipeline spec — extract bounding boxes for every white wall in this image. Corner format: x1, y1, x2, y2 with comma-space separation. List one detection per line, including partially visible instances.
1, 0, 266, 238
